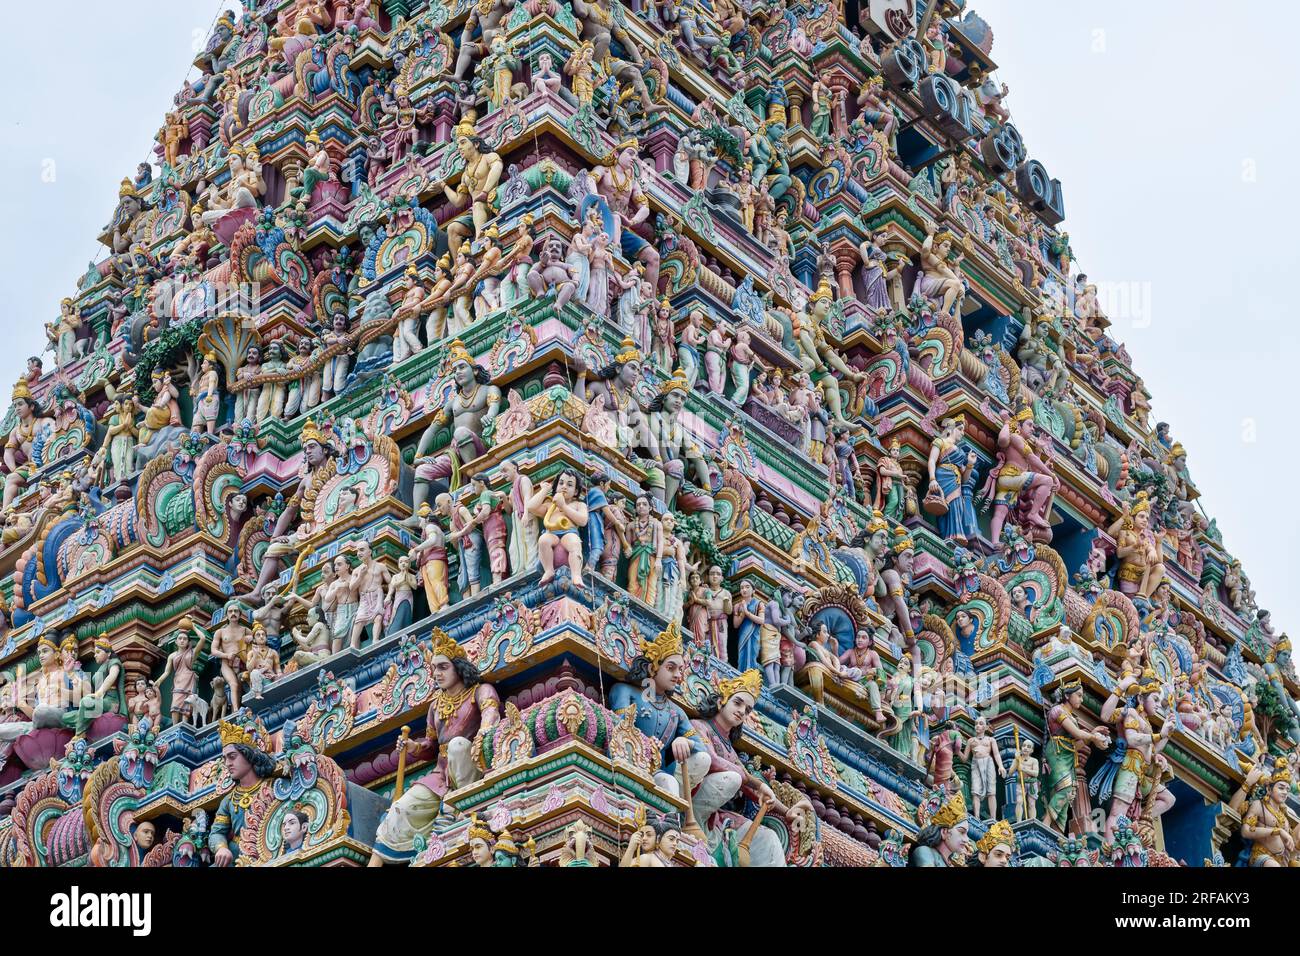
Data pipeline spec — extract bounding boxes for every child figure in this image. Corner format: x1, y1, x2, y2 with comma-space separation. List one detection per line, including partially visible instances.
1005, 738, 1041, 822
243, 623, 281, 701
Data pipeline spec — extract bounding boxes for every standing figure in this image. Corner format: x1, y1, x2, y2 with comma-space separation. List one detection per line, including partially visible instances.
499, 459, 538, 574
677, 308, 705, 390
1006, 739, 1041, 823
624, 495, 663, 606
703, 320, 732, 395
326, 554, 358, 654
441, 491, 484, 599
154, 618, 210, 727
728, 328, 757, 405
467, 473, 510, 587
410, 503, 450, 615
190, 353, 223, 434
962, 717, 1007, 822
927, 415, 980, 545
656, 512, 690, 625
211, 602, 252, 713
349, 539, 391, 648
1042, 679, 1111, 834
370, 633, 500, 865
704, 565, 733, 662
385, 556, 418, 635
104, 392, 140, 486
1092, 670, 1176, 844
731, 580, 766, 674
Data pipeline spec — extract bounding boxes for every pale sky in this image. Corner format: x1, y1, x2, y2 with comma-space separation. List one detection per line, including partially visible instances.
1, 1, 1295, 633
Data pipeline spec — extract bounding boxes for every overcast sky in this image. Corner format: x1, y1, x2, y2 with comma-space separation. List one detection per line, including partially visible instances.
1, 1, 1295, 633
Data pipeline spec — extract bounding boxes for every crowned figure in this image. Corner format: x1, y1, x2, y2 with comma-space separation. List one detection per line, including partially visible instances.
369, 631, 500, 865
609, 623, 711, 799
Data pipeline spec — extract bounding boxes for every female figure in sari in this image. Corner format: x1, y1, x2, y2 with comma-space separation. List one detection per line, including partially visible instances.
927, 415, 980, 545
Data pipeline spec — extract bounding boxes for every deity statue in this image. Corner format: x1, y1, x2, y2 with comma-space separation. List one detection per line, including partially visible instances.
370, 632, 500, 865
409, 503, 451, 616
910, 791, 970, 867
914, 227, 966, 317
210, 721, 279, 866
624, 493, 663, 605
63, 635, 125, 738
973, 820, 1017, 867
1236, 759, 1299, 866
413, 341, 501, 512
961, 717, 1007, 822
983, 407, 1059, 545
591, 139, 660, 292
1108, 493, 1166, 600
440, 125, 503, 257
927, 415, 980, 546
1006, 738, 1041, 823
1043, 679, 1111, 834
1093, 670, 1176, 844
690, 670, 812, 866
609, 623, 711, 798
211, 601, 253, 712
619, 813, 683, 867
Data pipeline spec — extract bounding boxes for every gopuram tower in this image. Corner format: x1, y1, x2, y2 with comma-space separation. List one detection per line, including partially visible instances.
0, 0, 1289, 870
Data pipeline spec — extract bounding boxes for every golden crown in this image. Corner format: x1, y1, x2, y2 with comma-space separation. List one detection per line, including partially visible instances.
37, 635, 58, 652
642, 622, 684, 671
893, 526, 915, 553
219, 720, 257, 748
1061, 678, 1083, 695
467, 813, 494, 844
931, 791, 968, 829
976, 819, 1016, 855
446, 339, 473, 366
12, 380, 33, 403
719, 669, 763, 701
810, 277, 835, 305
430, 629, 467, 662
1136, 669, 1161, 695
659, 369, 690, 397
305, 128, 322, 145
1130, 492, 1151, 516
93, 634, 112, 653
614, 337, 642, 365
1269, 757, 1292, 786
865, 510, 890, 535
59, 635, 78, 654
301, 418, 328, 446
